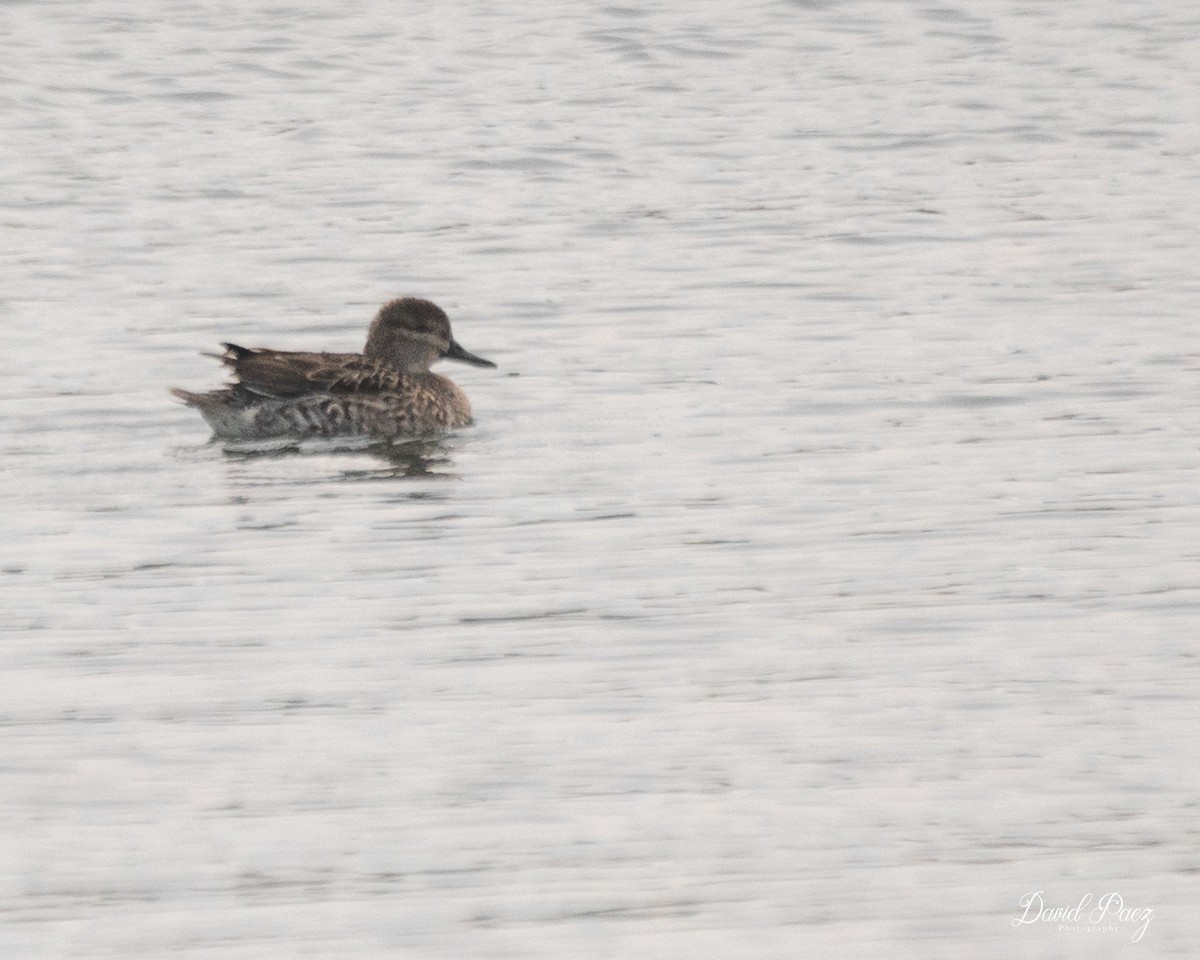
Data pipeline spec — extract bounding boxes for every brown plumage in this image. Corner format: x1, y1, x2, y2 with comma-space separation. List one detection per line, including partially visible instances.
171, 297, 496, 441
214, 345, 415, 398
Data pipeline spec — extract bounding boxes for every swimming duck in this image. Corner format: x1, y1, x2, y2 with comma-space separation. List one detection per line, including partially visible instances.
172, 297, 495, 441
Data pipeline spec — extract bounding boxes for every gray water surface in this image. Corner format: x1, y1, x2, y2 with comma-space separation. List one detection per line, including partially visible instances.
3, 1, 1199, 957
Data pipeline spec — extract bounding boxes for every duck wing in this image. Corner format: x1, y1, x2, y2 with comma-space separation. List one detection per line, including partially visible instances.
218, 344, 408, 398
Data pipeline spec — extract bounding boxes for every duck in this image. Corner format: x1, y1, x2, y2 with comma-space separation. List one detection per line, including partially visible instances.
171, 297, 495, 441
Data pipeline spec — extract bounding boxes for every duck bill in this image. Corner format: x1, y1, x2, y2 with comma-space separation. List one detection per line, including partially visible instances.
444, 338, 496, 368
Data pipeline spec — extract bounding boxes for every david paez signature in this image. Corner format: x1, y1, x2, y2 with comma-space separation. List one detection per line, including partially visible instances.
1013, 891, 1152, 942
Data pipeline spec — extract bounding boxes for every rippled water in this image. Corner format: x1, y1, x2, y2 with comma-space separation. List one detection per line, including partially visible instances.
4, 1, 1199, 956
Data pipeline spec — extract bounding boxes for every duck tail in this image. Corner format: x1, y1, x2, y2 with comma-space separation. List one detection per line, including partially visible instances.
170, 386, 226, 408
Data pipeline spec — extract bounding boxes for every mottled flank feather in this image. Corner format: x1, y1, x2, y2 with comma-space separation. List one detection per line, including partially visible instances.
172, 297, 495, 441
